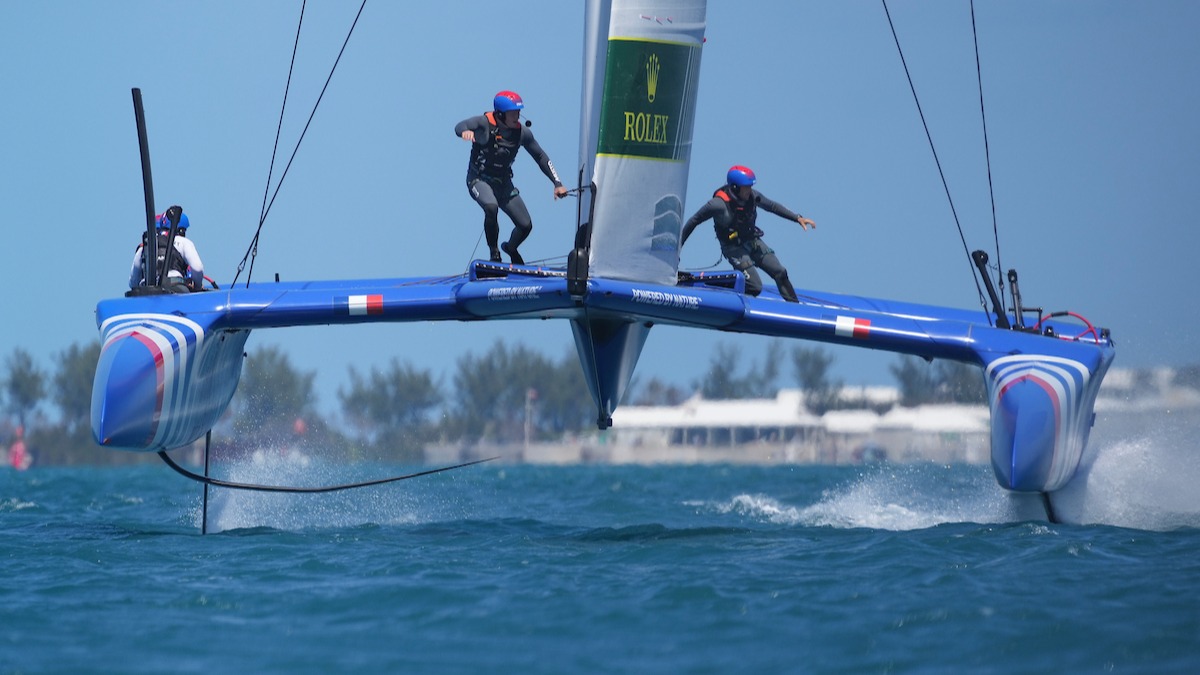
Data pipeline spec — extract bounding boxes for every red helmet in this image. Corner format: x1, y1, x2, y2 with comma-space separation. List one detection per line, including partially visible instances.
493, 90, 524, 113
727, 165, 756, 187
155, 211, 190, 231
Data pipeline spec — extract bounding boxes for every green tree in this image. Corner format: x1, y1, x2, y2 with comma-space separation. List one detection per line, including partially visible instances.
630, 376, 688, 406
890, 355, 939, 406
935, 360, 987, 404
3, 347, 46, 429
694, 340, 783, 400
27, 341, 110, 466
536, 351, 593, 435
230, 345, 319, 446
890, 355, 987, 406
51, 341, 101, 437
791, 345, 841, 415
445, 342, 591, 442
339, 358, 442, 459
745, 339, 783, 399
695, 342, 750, 399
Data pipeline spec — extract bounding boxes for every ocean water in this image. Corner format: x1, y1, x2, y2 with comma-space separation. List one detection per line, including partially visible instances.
3, 424, 1199, 674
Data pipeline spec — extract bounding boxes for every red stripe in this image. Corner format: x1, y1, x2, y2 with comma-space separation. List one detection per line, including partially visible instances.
853, 318, 871, 338
367, 295, 383, 314
130, 331, 166, 444
998, 373, 1062, 431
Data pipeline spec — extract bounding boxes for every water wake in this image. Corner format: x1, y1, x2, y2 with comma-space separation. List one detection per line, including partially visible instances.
193, 451, 432, 532
1054, 410, 1200, 530
710, 465, 1023, 531
710, 408, 1200, 532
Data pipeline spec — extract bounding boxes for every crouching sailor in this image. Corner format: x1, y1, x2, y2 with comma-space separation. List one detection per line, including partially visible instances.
129, 206, 206, 293
680, 165, 816, 303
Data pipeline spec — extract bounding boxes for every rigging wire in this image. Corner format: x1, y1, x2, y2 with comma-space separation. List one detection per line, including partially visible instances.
232, 0, 369, 288
681, 253, 728, 272
881, 0, 990, 323
970, 0, 1006, 316
467, 189, 587, 266
241, 0, 305, 289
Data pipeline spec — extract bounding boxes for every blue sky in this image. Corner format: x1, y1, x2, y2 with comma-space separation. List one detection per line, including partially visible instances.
2, 1, 1197, 414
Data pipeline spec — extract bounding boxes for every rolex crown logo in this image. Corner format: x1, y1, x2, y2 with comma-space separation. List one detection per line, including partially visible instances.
646, 53, 660, 103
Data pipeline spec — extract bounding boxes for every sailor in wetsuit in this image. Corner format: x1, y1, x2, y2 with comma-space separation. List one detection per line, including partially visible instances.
129, 209, 205, 293
455, 90, 568, 265
680, 166, 816, 303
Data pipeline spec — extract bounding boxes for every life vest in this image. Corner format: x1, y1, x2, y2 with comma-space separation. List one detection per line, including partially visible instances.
470, 111, 522, 180
140, 230, 189, 282
713, 187, 763, 242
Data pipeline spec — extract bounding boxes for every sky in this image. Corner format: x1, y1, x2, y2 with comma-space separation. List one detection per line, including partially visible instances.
2, 1, 1198, 417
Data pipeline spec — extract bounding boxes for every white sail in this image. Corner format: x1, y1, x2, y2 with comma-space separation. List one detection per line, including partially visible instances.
578, 0, 707, 286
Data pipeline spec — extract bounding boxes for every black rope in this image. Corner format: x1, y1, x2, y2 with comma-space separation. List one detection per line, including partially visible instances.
232, 0, 369, 288
971, 0, 1005, 316
157, 450, 497, 494
680, 253, 727, 272
467, 187, 585, 264
881, 0, 990, 322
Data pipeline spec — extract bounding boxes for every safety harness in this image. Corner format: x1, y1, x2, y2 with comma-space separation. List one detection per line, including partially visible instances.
713, 187, 763, 243
470, 111, 522, 181
141, 230, 189, 282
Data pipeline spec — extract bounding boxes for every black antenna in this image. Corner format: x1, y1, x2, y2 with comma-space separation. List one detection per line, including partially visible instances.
159, 205, 183, 287
132, 88, 159, 291
971, 250, 1010, 329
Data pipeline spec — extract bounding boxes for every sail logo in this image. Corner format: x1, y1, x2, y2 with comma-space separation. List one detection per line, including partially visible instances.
623, 112, 670, 145
597, 38, 702, 161
646, 53, 660, 102
619, 52, 668, 144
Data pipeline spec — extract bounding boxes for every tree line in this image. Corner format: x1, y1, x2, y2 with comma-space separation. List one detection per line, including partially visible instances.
1, 338, 1027, 467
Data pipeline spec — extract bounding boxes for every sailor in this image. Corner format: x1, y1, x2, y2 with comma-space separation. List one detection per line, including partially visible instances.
680, 165, 816, 303
129, 208, 206, 293
455, 90, 568, 265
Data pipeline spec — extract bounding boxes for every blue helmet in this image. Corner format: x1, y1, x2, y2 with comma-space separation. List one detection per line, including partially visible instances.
493, 90, 524, 113
156, 211, 190, 231
727, 165, 756, 187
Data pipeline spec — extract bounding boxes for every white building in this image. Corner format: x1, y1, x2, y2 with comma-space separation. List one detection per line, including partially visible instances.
609, 388, 990, 465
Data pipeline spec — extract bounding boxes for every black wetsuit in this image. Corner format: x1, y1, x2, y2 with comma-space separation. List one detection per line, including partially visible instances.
454, 112, 563, 259
681, 186, 802, 302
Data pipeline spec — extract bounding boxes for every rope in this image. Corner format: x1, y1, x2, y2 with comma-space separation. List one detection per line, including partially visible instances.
157, 450, 497, 494
681, 253, 727, 273
881, 0, 990, 322
232, 0, 369, 288
465, 187, 587, 266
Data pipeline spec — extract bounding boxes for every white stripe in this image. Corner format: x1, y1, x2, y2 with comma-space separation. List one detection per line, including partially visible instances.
834, 315, 856, 338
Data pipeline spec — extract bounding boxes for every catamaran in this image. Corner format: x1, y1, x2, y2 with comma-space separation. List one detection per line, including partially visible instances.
91, 0, 1114, 526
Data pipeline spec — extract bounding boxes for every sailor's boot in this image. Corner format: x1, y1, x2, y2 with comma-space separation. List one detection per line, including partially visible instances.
501, 241, 525, 265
